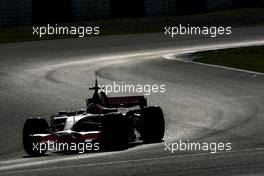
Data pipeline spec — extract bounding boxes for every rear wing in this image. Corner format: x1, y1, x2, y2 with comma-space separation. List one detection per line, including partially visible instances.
108, 96, 147, 108
86, 96, 147, 108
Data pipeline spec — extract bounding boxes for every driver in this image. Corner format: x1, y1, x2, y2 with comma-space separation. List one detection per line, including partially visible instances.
86, 92, 117, 114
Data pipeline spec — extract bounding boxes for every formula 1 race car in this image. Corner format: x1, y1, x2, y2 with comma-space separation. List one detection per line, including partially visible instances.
23, 77, 165, 156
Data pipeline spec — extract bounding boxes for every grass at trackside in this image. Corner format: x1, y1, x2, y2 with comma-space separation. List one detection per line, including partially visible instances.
1, 8, 264, 43
193, 46, 264, 73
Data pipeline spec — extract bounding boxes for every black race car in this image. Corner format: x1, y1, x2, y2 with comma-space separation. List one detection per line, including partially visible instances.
23, 77, 165, 156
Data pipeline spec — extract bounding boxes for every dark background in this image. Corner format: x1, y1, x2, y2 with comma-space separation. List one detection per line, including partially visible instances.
0, 0, 264, 26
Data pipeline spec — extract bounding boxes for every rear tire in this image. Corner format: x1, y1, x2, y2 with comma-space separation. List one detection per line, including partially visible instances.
23, 118, 49, 156
140, 106, 165, 143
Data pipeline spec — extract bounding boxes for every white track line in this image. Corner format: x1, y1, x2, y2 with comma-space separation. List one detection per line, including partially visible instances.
163, 40, 264, 75
1, 147, 264, 173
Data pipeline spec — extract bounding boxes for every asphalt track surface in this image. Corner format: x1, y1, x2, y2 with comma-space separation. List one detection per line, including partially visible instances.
0, 26, 264, 176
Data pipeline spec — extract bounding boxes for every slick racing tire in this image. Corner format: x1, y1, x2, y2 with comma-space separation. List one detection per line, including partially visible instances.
140, 106, 165, 143
23, 118, 49, 156
101, 113, 130, 151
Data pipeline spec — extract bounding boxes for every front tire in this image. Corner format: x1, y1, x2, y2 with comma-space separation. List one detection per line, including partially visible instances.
101, 113, 130, 151
23, 118, 49, 156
